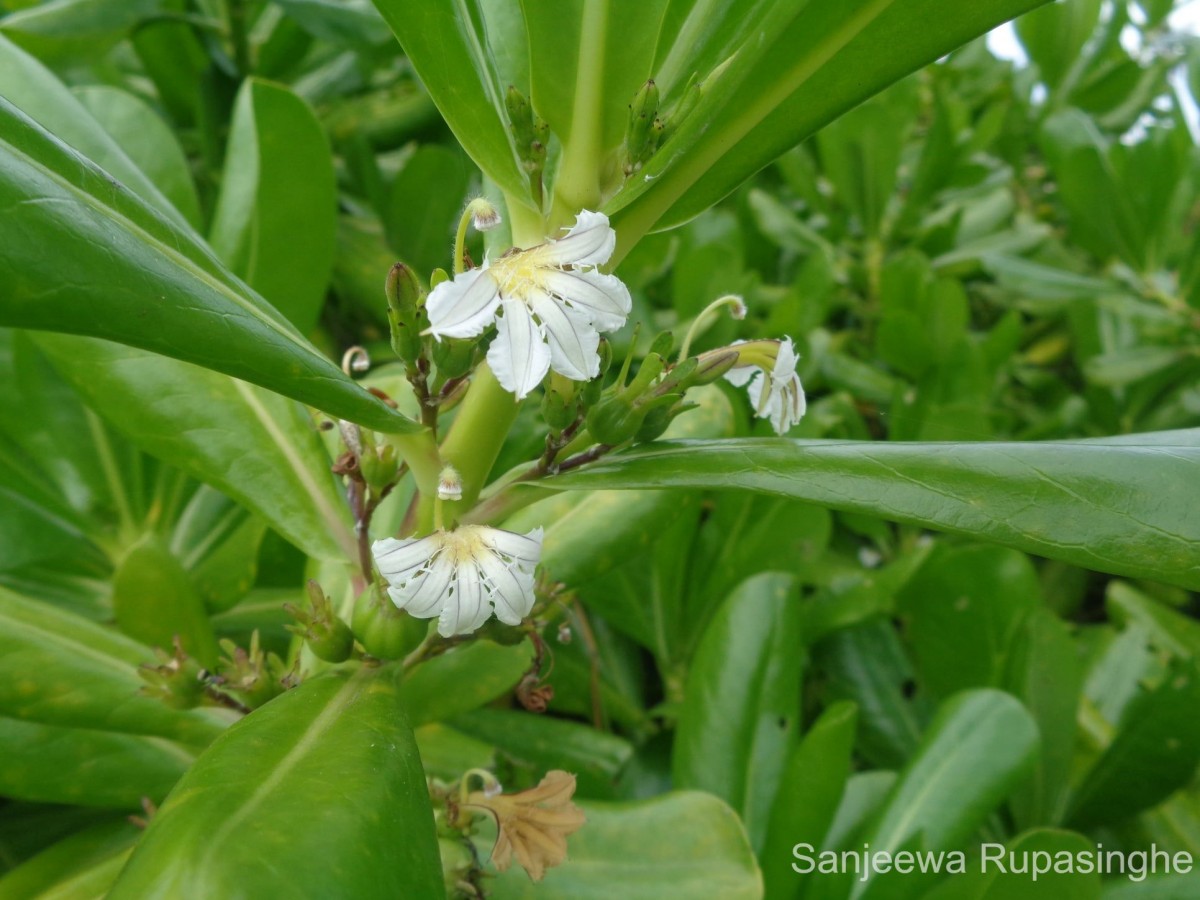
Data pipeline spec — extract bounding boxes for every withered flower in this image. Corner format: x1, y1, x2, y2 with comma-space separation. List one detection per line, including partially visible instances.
465, 770, 586, 882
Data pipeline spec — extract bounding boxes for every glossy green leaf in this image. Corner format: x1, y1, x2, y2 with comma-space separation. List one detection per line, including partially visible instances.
673, 572, 803, 851
0, 717, 194, 808
816, 620, 923, 769
607, 0, 1050, 247
1066, 660, 1200, 829
72, 85, 201, 228
0, 819, 139, 900
384, 144, 471, 278
451, 708, 633, 798
33, 333, 357, 564
761, 702, 858, 900
0, 0, 162, 64
111, 533, 219, 667
0, 585, 227, 744
209, 79, 337, 333
402, 640, 534, 726
897, 545, 1042, 698
979, 830, 1102, 900
851, 690, 1039, 898
0, 95, 415, 433
486, 791, 761, 899
109, 667, 443, 899
371, 0, 531, 206
542, 430, 1200, 590
1004, 609, 1083, 830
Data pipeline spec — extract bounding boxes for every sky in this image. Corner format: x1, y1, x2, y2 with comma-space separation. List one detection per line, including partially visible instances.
986, 0, 1200, 139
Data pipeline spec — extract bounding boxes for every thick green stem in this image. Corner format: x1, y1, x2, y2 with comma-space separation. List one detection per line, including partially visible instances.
550, 0, 608, 224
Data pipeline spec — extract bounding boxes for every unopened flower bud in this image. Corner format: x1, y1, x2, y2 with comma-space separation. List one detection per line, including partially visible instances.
352, 584, 427, 660
385, 263, 425, 362
360, 441, 399, 493
438, 466, 463, 501
688, 348, 740, 386
466, 197, 502, 232
285, 581, 355, 663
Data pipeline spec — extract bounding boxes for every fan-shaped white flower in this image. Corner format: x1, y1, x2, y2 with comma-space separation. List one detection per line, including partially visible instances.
424, 211, 632, 400
725, 337, 807, 435
372, 525, 543, 637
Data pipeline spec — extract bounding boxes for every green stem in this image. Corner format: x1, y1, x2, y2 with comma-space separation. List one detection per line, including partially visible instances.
550, 0, 609, 223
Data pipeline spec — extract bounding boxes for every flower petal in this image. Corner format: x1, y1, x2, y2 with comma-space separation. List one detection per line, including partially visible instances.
527, 288, 600, 382
373, 535, 441, 582
538, 268, 631, 332
439, 564, 485, 637
534, 210, 615, 268
425, 266, 501, 339
488, 299, 552, 400
475, 551, 535, 625
478, 526, 544, 565
390, 550, 454, 617
723, 364, 757, 388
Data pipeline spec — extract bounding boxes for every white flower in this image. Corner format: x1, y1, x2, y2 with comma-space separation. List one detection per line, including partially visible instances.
424, 211, 632, 400
725, 337, 807, 435
372, 525, 543, 637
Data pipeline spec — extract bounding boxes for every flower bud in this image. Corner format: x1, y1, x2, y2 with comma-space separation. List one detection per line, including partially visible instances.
352, 584, 427, 660
438, 466, 464, 502
285, 581, 355, 663
635, 394, 695, 443
359, 440, 399, 493
139, 637, 207, 710
540, 387, 576, 431
623, 79, 660, 173
432, 336, 476, 379
466, 197, 502, 232
385, 263, 424, 362
688, 348, 740, 386
585, 395, 646, 445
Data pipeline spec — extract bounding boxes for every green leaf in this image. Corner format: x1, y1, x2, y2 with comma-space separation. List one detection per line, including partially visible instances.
451, 708, 633, 798
0, 819, 139, 900
72, 85, 201, 228
371, 0, 531, 206
0, 95, 415, 433
209, 79, 337, 333
542, 431, 1200, 590
33, 333, 358, 564
1004, 609, 1083, 830
108, 667, 443, 898
0, 0, 162, 63
607, 0, 1050, 248
673, 572, 804, 852
1066, 660, 1200, 829
111, 533, 219, 667
1106, 581, 1200, 661
384, 144, 471, 278
485, 791, 761, 899
978, 830, 1102, 900
761, 702, 858, 900
0, 585, 227, 744
0, 717, 194, 808
851, 690, 1039, 898
402, 640, 534, 726
897, 546, 1042, 698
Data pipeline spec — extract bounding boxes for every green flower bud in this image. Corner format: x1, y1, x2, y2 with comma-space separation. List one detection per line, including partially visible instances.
623, 79, 660, 173
352, 584, 427, 660
635, 394, 696, 443
687, 348, 740, 386
385, 263, 424, 362
586, 395, 646, 445
541, 387, 576, 431
285, 581, 355, 664
432, 336, 476, 380
213, 632, 290, 710
359, 441, 399, 493
506, 85, 535, 149
138, 637, 207, 710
